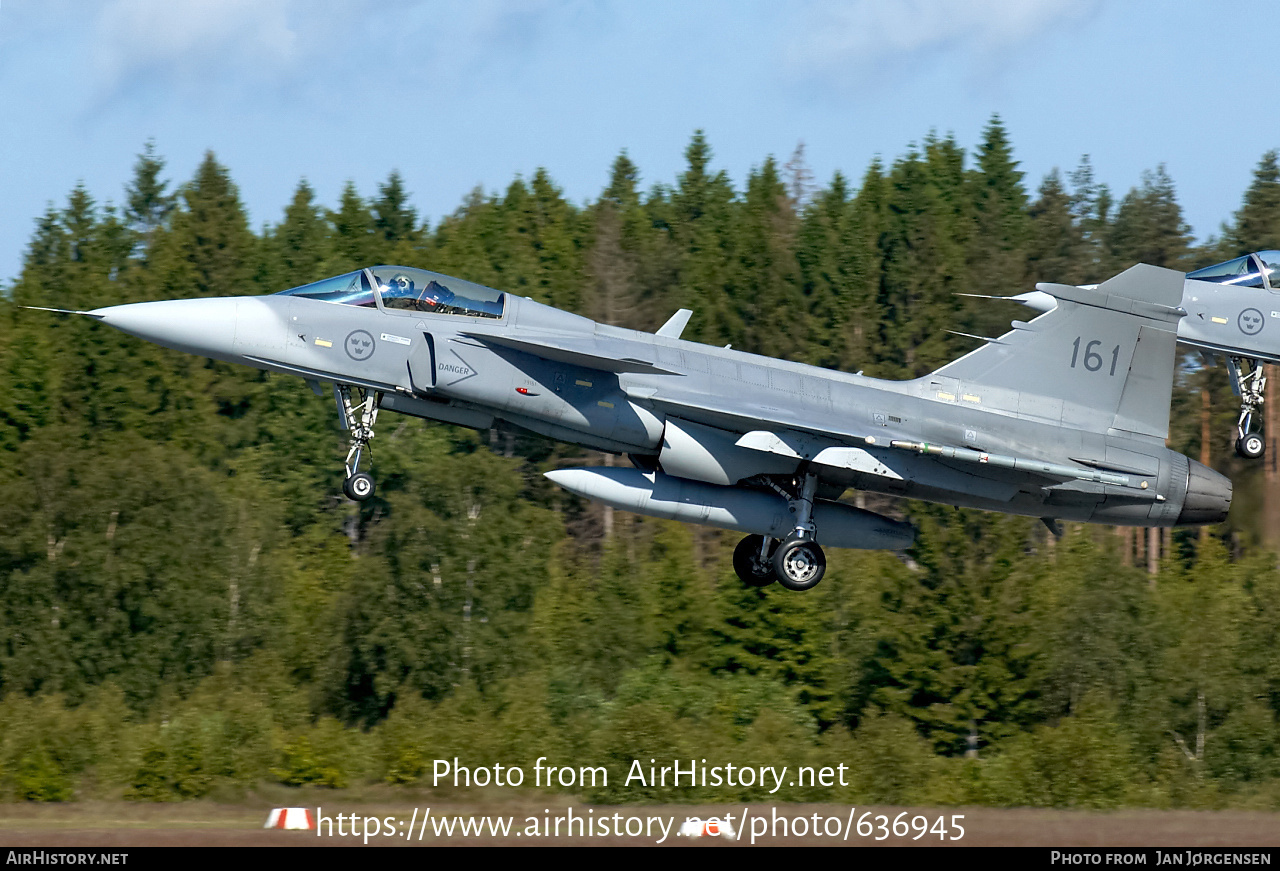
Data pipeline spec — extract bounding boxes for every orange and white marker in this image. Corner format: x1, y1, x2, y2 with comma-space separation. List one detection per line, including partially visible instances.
265, 807, 316, 830
677, 817, 737, 840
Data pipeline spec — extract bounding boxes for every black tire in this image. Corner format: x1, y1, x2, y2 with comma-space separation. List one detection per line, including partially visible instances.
733, 535, 777, 587
772, 539, 826, 592
1237, 433, 1266, 459
344, 472, 376, 501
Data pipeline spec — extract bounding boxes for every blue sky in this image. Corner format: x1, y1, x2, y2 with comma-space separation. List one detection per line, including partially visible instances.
1, 1, 1277, 286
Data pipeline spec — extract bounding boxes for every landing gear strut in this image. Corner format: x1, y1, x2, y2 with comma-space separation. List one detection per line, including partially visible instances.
731, 470, 828, 592
1230, 356, 1267, 459
772, 470, 827, 591
336, 384, 382, 501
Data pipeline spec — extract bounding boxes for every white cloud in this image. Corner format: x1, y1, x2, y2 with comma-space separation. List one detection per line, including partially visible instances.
81, 0, 570, 107
90, 0, 301, 93
788, 0, 1101, 85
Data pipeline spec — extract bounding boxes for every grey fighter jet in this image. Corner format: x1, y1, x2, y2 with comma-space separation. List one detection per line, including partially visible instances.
1008, 250, 1280, 460
39, 261, 1231, 592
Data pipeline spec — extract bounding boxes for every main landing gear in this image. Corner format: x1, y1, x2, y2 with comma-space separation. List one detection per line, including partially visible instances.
336, 384, 382, 501
1230, 357, 1267, 459
731, 471, 828, 592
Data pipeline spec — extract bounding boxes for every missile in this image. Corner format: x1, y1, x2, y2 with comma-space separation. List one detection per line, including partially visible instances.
544, 466, 914, 550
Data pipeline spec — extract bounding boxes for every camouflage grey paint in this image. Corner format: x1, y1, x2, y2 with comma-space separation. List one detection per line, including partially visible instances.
1178, 279, 1280, 362
82, 261, 1231, 544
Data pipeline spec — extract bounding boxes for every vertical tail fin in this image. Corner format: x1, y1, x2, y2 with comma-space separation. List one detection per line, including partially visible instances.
932, 264, 1185, 440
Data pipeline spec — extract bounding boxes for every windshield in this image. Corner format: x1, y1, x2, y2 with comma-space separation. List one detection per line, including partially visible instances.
370, 266, 504, 319
1187, 254, 1267, 288
275, 270, 376, 306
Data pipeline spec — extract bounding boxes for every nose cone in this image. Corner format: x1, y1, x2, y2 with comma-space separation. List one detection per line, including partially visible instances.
90, 297, 241, 362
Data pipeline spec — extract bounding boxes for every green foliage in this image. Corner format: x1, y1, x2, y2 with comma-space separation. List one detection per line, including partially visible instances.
856, 508, 1042, 753
844, 710, 937, 804
978, 697, 1136, 809
13, 746, 73, 802
580, 662, 818, 803
378, 694, 432, 785
1107, 165, 1192, 270
968, 115, 1029, 326
124, 745, 176, 802
1029, 170, 1088, 286
1, 133, 1279, 809
273, 733, 347, 789
123, 140, 174, 245
1224, 150, 1280, 253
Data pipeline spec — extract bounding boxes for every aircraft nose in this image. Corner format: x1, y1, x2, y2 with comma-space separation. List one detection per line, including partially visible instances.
90, 297, 241, 361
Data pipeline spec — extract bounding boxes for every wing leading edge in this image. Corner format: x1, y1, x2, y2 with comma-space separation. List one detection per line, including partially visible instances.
461, 331, 682, 376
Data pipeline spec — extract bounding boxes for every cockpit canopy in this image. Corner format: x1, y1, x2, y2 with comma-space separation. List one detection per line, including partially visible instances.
371, 266, 504, 317
277, 269, 377, 306
276, 266, 505, 319
1187, 251, 1280, 290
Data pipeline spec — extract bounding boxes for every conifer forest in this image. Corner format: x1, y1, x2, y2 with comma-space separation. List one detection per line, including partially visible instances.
4, 119, 1280, 808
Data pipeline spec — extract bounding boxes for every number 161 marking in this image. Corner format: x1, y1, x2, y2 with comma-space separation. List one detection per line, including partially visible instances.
1070, 338, 1120, 375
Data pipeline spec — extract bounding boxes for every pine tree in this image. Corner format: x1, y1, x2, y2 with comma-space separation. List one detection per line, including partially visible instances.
1107, 165, 1192, 270
602, 150, 641, 209
1224, 150, 1280, 253
842, 160, 889, 370
783, 141, 816, 210
1028, 169, 1088, 286
145, 152, 258, 303
1068, 155, 1114, 280
1220, 150, 1280, 548
712, 553, 844, 728
967, 116, 1029, 337
861, 508, 1043, 753
795, 171, 878, 370
372, 170, 420, 263
873, 135, 972, 377
326, 181, 376, 274
427, 186, 505, 289
123, 140, 174, 250
737, 156, 805, 360
673, 131, 739, 346
587, 193, 639, 327
269, 179, 331, 289
135, 154, 268, 462
1154, 539, 1250, 771
526, 168, 584, 312
586, 151, 675, 331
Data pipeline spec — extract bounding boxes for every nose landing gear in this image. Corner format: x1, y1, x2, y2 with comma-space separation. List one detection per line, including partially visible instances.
1230, 357, 1267, 459
336, 384, 382, 501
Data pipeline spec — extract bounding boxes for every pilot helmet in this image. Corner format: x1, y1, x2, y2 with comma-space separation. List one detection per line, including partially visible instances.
389, 274, 413, 295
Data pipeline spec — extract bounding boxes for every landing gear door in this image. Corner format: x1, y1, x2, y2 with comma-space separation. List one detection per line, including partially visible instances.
408, 332, 436, 393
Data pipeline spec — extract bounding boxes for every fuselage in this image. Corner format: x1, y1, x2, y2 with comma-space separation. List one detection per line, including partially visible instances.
88, 265, 1230, 530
